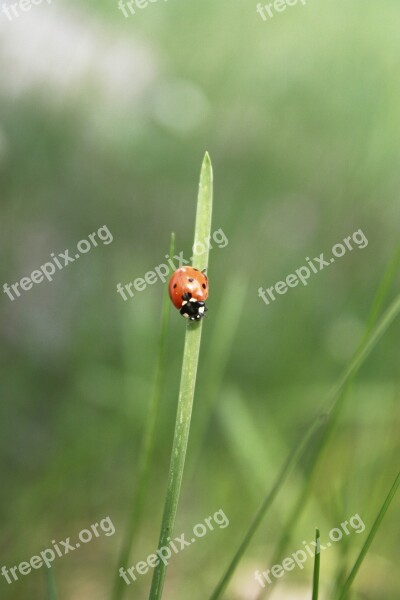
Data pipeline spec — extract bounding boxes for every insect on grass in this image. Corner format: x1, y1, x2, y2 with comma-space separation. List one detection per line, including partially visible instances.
148, 153, 213, 600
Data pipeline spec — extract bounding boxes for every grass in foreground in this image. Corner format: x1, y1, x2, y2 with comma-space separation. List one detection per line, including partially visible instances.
312, 529, 320, 600
148, 153, 213, 600
208, 288, 400, 600
45, 568, 58, 600
112, 233, 175, 600
336, 470, 400, 600
256, 246, 400, 600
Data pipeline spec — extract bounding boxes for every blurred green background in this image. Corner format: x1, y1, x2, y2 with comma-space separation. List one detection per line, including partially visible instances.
1, 0, 399, 598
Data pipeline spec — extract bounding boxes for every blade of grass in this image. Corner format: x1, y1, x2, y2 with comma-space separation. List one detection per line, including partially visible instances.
257, 465, 328, 599
45, 568, 58, 600
323, 293, 400, 416
187, 276, 248, 482
208, 416, 322, 600
112, 233, 175, 600
217, 386, 326, 528
337, 470, 400, 600
208, 291, 400, 600
148, 153, 213, 600
365, 245, 400, 331
258, 245, 400, 599
312, 529, 320, 600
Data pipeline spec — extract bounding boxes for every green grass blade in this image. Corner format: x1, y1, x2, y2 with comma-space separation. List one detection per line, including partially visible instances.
45, 568, 58, 600
187, 276, 248, 481
217, 387, 326, 525
208, 418, 321, 600
148, 153, 213, 600
323, 293, 400, 417
337, 471, 400, 600
112, 233, 175, 600
208, 291, 400, 600
257, 246, 400, 600
365, 245, 400, 332
192, 152, 213, 272
312, 529, 320, 600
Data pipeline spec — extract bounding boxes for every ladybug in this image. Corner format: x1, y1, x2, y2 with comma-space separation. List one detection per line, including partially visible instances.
168, 266, 209, 321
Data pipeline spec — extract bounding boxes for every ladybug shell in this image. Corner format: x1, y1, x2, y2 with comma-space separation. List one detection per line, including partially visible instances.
168, 267, 209, 310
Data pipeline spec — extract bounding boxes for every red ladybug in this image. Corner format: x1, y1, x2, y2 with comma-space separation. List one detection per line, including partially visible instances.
168, 266, 209, 321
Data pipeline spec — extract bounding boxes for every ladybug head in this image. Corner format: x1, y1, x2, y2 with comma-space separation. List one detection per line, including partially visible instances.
180, 292, 208, 321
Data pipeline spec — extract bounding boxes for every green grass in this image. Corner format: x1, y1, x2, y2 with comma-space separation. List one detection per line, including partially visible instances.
208, 289, 400, 600
148, 153, 213, 600
45, 568, 58, 600
187, 274, 248, 481
254, 246, 400, 599
112, 233, 175, 600
337, 470, 400, 600
312, 529, 320, 600
1, 3, 400, 599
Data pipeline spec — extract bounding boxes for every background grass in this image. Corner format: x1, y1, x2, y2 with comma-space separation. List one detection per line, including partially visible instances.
0, 1, 399, 599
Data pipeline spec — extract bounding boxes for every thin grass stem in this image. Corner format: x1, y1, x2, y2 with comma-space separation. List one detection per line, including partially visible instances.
45, 568, 58, 600
257, 247, 400, 599
336, 471, 400, 600
187, 276, 248, 482
312, 528, 320, 600
112, 233, 175, 600
208, 291, 400, 600
148, 153, 213, 600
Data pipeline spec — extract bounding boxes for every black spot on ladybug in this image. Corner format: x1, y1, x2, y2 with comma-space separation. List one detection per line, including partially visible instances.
182, 292, 192, 301
202, 283, 206, 289
193, 268, 199, 271
188, 278, 194, 282
173, 284, 177, 288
